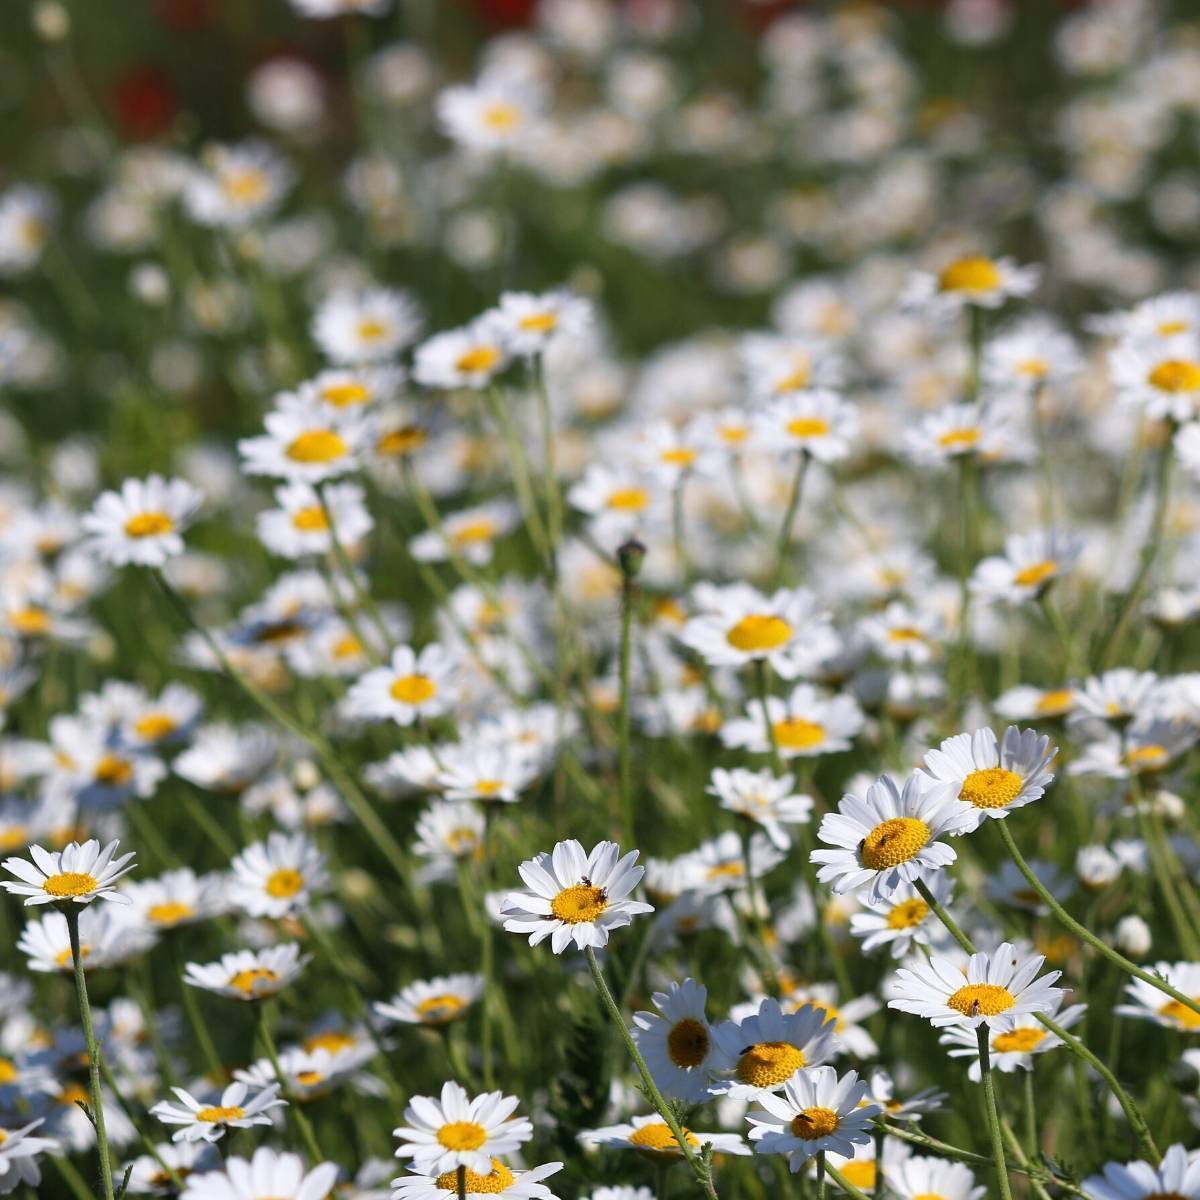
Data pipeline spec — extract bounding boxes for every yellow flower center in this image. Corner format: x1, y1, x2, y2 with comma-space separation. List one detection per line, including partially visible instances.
56, 945, 90, 969
937, 427, 981, 450
1157, 999, 1200, 1030
265, 868, 304, 899
377, 426, 426, 456
222, 170, 267, 203
992, 1027, 1047, 1052
726, 614, 792, 653
1148, 360, 1200, 393
43, 872, 98, 898
456, 346, 502, 374
859, 818, 930, 869
938, 256, 1001, 293
774, 364, 811, 392
10, 606, 51, 635
0, 827, 27, 850
1034, 689, 1074, 715
437, 1121, 488, 1151
719, 425, 749, 443
772, 718, 825, 750
415, 995, 468, 1024
706, 861, 744, 882
0, 1059, 17, 1084
134, 712, 177, 740
735, 1041, 806, 1087
786, 417, 830, 438
1125, 744, 1169, 771
59, 1083, 90, 1106
452, 519, 497, 544
229, 967, 279, 994
887, 627, 924, 642
550, 884, 608, 924
304, 1031, 356, 1054
292, 506, 329, 532
661, 447, 697, 466
666, 1018, 710, 1068
124, 511, 175, 538
390, 674, 437, 705
95, 754, 133, 786
947, 983, 1016, 1017
435, 1161, 515, 1194
147, 901, 195, 926
841, 1163, 877, 1190
474, 779, 504, 796
321, 382, 371, 407
447, 827, 479, 854
887, 897, 929, 929
959, 767, 1023, 810
1016, 358, 1048, 378
286, 430, 349, 464
482, 103, 521, 131
196, 1104, 245, 1122
627, 1123, 699, 1152
518, 312, 557, 332
357, 319, 388, 341
333, 634, 363, 660
790, 1106, 839, 1139
1013, 560, 1057, 588
606, 487, 648, 511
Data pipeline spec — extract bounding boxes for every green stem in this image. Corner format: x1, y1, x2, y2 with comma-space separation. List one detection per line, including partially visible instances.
817, 1150, 827, 1200
53, 1155, 95, 1200
771, 452, 809, 589
255, 1002, 325, 1165
173, 937, 223, 1079
98, 1055, 183, 1191
751, 660, 783, 776
976, 1024, 1013, 1200
825, 1162, 873, 1200
618, 559, 637, 846
484, 385, 551, 567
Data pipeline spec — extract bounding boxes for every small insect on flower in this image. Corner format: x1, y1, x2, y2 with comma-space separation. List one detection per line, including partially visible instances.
940, 997, 1087, 1078
149, 1082, 285, 1143
710, 997, 837, 1100
1, 839, 136, 907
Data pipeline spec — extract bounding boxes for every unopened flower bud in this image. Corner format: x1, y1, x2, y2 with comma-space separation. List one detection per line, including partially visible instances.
1075, 844, 1120, 889
617, 538, 646, 579
1113, 914, 1151, 958
33, 1, 70, 41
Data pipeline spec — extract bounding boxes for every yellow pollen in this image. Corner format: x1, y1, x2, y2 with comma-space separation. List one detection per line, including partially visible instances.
1158, 999, 1200, 1030
222, 170, 267, 203
229, 967, 279, 994
736, 1041, 806, 1087
265, 868, 304, 899
0, 1059, 16, 1084
1148, 360, 1200, 393
321, 382, 370, 407
436, 1121, 488, 1151
390, 674, 437, 705
1034, 689, 1074, 714
938, 256, 1001, 293
1158, 320, 1189, 335
415, 994, 468, 1024
304, 1031, 356, 1054
1013, 560, 1057, 588
43, 871, 98, 898
720, 425, 749, 443
727, 614, 792, 653
1017, 358, 1048, 378
628, 1123, 699, 1152
377, 426, 426, 456
518, 312, 557, 332
124, 511, 175, 538
296, 1070, 324, 1086
887, 898, 929, 929
551, 884, 608, 924
196, 1104, 245, 1122
482, 103, 520, 131
435, 1161, 515, 1194
661, 447, 697, 466
147, 901, 195, 926
992, 1027, 1047, 1052
606, 487, 648, 511
790, 1106, 839, 1140
786, 417, 830, 438
841, 1163, 877, 1190
774, 365, 811, 392
286, 430, 348, 464
887, 627, 924, 642
666, 1018, 710, 1068
706, 861, 745, 881
473, 779, 504, 796
859, 818, 930, 870
134, 712, 177, 740
357, 319, 388, 341
10, 607, 51, 635
772, 718, 825, 750
0, 827, 27, 850
959, 767, 1023, 810
446, 827, 478, 854
455, 346, 502, 374
94, 754, 133, 786
332, 634, 362, 659
292, 506, 329, 532
1124, 744, 1169, 771
947, 983, 1016, 1017
452, 519, 497, 544
937, 427, 981, 450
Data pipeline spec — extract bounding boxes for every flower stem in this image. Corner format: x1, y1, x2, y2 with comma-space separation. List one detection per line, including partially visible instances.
771, 451, 809, 589
976, 1024, 1013, 1200
65, 907, 116, 1200
617, 547, 639, 846
255, 1001, 325, 1165
816, 1150, 827, 1200
751, 659, 783, 776
824, 1162, 872, 1200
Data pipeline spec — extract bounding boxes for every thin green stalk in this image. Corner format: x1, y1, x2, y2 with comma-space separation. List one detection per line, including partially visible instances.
771, 451, 809, 588
66, 907, 116, 1200
172, 937, 223, 1079
817, 1150, 827, 1200
480, 806, 496, 1091
484, 385, 550, 566
1038, 592, 1083, 678
1022, 1065, 1038, 1157
751, 660, 783, 776
53, 1154, 95, 1200
976, 1024, 1013, 1200
617, 546, 640, 846
98, 1056, 183, 1191
255, 1001, 325, 1165
583, 946, 719, 1200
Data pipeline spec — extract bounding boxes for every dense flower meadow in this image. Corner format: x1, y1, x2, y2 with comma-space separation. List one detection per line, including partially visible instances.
4, 0, 1200, 1198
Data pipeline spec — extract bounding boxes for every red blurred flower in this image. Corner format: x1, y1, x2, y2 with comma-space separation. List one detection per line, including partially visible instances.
155, 0, 220, 32
470, 0, 538, 27
113, 66, 177, 140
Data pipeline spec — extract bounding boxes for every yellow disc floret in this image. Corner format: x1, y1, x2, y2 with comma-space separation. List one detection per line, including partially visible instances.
859, 818, 930, 870
959, 767, 1023, 810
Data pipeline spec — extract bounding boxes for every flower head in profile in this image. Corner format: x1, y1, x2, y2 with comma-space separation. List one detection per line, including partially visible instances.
150, 1081, 285, 1143
579, 1115, 748, 1159
492, 289, 592, 356
1081, 1144, 1200, 1200
1116, 961, 1200, 1033
391, 1160, 563, 1200
82, 476, 203, 567
970, 528, 1084, 605
2, 839, 135, 907
374, 974, 484, 1028
889, 1156, 986, 1200
500, 839, 654, 953
184, 943, 310, 1002
903, 254, 1040, 314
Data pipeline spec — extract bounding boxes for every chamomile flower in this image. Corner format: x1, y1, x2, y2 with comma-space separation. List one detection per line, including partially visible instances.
344, 644, 458, 726
579, 1115, 747, 1159
683, 830, 784, 893
493, 290, 592, 356
392, 1081, 533, 1177
889, 1156, 986, 1200
124, 869, 227, 931
970, 528, 1084, 604
2, 839, 135, 907
228, 832, 329, 919
118, 684, 204, 748
903, 403, 1014, 466
939, 999, 1086, 1077
721, 684, 864, 760
302, 365, 405, 411
849, 874, 955, 959
414, 801, 486, 879
0, 1119, 56, 1193
82, 476, 203, 567
920, 725, 1056, 829
859, 601, 943, 666
903, 255, 1040, 314
811, 772, 971, 904
994, 683, 1077, 722
150, 1082, 285, 1143
741, 333, 843, 398
178, 1147, 339, 1200
17, 905, 152, 973
710, 997, 836, 1099
312, 287, 422, 364
409, 501, 519, 567
123, 1141, 214, 1196
374, 974, 484, 1027
1117, 962, 1200, 1032
707, 768, 813, 850
1110, 336, 1200, 422
173, 723, 277, 794
1081, 1144, 1200, 1200
501, 839, 654, 953
437, 75, 545, 155
414, 318, 510, 391
982, 317, 1081, 393
631, 978, 718, 1104
0, 185, 54, 276
754, 390, 860, 463
184, 943, 310, 1001
888, 942, 1064, 1030
184, 141, 292, 227
390, 1161, 563, 1200
239, 395, 367, 484
435, 744, 539, 803
1073, 669, 1160, 723
745, 1066, 878, 1169
1068, 719, 1196, 780
256, 482, 373, 560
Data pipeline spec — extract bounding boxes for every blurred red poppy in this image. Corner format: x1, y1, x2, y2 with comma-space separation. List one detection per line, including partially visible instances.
113, 66, 177, 140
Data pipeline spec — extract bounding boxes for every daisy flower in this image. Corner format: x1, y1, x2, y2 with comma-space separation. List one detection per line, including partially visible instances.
437, 74, 545, 155
631, 978, 718, 1104
889, 1156, 986, 1200
1072, 669, 1160, 723
2, 839, 136, 907
745, 1066, 878, 1169
344, 643, 458, 726
434, 744, 539, 804
184, 944, 310, 1001
970, 528, 1085, 605
1068, 719, 1196, 780
1117, 962, 1200, 1032
707, 767, 813, 850
374, 974, 484, 1027
811, 772, 971, 904
118, 683, 204, 748
1110, 336, 1200, 423
81, 476, 203, 567
177, 1146, 339, 1200
228, 832, 329, 919
920, 725, 1056, 830
903, 254, 1040, 314
849, 874, 955, 959
238, 395, 367, 484
630, 420, 719, 486
0, 184, 54, 276
123, 1141, 215, 1196
0, 1119, 56, 1193
409, 501, 520, 567
173, 723, 277, 794
492, 289, 592, 356
393, 1081, 533, 1176
740, 333, 843, 398
721, 684, 864, 760
183, 141, 292, 227
500, 839, 654, 953
302, 364, 405, 411
903, 403, 1020, 467
390, 1161, 563, 1200
940, 999, 1087, 1078
414, 801, 486, 879
255, 481, 373, 560
681, 583, 837, 678
982, 316, 1081, 393
710, 997, 836, 1099
17, 905, 152, 974
777, 984, 881, 1058
414, 318, 510, 391
888, 942, 1064, 1031
859, 600, 943, 666
124, 868, 227, 931
994, 683, 1077, 722
579, 1115, 747, 1159
311, 287, 422, 364
683, 830, 784, 893
149, 1082, 285, 1143
753, 390, 860, 463
1081, 1144, 1200, 1200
